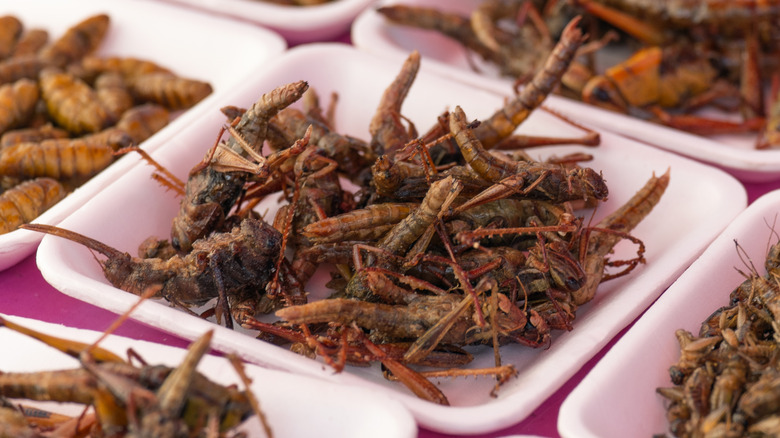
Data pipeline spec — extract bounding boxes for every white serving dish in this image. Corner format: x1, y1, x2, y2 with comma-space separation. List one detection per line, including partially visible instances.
156, 0, 377, 44
351, 0, 780, 182
558, 188, 780, 438
0, 314, 416, 438
35, 43, 747, 435
0, 0, 286, 271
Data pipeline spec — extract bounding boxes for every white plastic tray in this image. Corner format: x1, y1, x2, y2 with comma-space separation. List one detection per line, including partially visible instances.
156, 0, 377, 44
0, 0, 286, 271
558, 188, 780, 438
36, 44, 747, 435
0, 314, 416, 438
351, 0, 780, 182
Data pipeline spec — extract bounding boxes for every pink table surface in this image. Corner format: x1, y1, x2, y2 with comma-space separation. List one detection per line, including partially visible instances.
2, 25, 780, 437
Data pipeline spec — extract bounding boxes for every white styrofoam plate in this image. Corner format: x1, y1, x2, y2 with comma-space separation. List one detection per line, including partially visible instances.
0, 0, 286, 271
156, 0, 377, 44
558, 188, 780, 438
35, 43, 746, 435
351, 0, 780, 182
0, 314, 416, 438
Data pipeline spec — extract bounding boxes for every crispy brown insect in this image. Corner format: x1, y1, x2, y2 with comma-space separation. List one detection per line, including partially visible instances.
0, 124, 69, 150
472, 17, 587, 149
0, 177, 65, 235
9, 28, 48, 58
39, 68, 113, 135
0, 78, 38, 135
171, 80, 308, 252
0, 15, 22, 60
75, 55, 174, 83
268, 106, 371, 177
369, 50, 420, 158
0, 55, 47, 85
95, 72, 135, 120
114, 103, 170, 145
129, 72, 213, 110
0, 321, 258, 436
22, 217, 283, 310
449, 105, 608, 204
38, 13, 110, 68
0, 137, 115, 182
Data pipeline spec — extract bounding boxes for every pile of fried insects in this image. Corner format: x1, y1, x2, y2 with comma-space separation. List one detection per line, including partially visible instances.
0, 311, 270, 437
656, 235, 780, 437
0, 13, 212, 235
378, 0, 780, 147
24, 17, 669, 405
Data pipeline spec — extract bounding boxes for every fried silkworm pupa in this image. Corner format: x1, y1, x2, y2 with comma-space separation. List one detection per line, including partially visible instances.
0, 177, 65, 235
75, 55, 173, 83
38, 14, 109, 68
114, 103, 170, 145
0, 15, 22, 60
0, 123, 69, 150
10, 28, 48, 58
129, 72, 213, 110
0, 137, 115, 182
0, 55, 48, 85
94, 72, 134, 120
39, 68, 114, 135
0, 78, 38, 135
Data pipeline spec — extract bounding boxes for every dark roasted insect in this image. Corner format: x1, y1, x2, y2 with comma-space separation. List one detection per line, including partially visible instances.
267, 103, 372, 178
171, 80, 308, 252
23, 217, 283, 312
0, 316, 262, 437
449, 104, 607, 204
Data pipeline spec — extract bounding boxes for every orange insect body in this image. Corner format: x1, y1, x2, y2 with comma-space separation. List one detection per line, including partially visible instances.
38, 14, 109, 67
129, 72, 213, 110
78, 55, 173, 81
39, 69, 113, 135
0, 138, 114, 180
0, 177, 65, 235
0, 78, 38, 135
0, 15, 22, 60
0, 124, 69, 149
0, 55, 47, 85
114, 103, 170, 145
10, 28, 48, 58
94, 72, 134, 120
